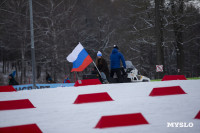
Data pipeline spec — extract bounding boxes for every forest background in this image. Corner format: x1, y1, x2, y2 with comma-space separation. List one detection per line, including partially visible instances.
0, 0, 200, 85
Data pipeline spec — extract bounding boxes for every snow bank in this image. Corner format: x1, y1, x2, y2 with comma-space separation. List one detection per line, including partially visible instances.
0, 80, 200, 133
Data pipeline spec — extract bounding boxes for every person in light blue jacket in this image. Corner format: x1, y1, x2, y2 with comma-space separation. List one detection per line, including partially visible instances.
110, 45, 126, 83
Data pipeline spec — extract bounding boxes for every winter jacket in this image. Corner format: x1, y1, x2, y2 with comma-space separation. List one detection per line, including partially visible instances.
63, 78, 71, 83
9, 75, 19, 85
46, 74, 53, 83
110, 48, 126, 69
96, 57, 110, 78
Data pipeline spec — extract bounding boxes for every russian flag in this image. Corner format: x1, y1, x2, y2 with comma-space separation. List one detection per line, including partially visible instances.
67, 43, 93, 72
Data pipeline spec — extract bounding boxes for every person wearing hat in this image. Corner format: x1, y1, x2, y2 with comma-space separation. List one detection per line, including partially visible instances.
95, 51, 109, 83
110, 45, 126, 83
8, 73, 19, 85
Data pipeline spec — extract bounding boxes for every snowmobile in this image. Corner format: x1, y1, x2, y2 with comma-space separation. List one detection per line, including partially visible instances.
82, 61, 150, 83
125, 61, 150, 82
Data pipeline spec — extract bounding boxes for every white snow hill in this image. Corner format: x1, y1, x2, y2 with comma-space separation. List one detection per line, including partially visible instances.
0, 80, 200, 133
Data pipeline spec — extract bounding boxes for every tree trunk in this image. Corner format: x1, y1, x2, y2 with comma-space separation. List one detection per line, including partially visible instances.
21, 6, 28, 84
171, 0, 184, 74
52, 29, 58, 82
155, 0, 165, 78
3, 57, 5, 73
21, 43, 26, 84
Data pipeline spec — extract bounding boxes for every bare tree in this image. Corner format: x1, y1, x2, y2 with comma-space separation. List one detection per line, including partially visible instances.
0, 0, 30, 84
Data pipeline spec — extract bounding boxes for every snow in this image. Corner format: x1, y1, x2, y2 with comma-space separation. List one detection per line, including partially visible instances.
0, 80, 200, 133
188, 0, 200, 9
150, 0, 200, 11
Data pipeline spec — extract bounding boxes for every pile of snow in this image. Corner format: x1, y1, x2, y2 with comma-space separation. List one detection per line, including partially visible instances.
0, 80, 200, 133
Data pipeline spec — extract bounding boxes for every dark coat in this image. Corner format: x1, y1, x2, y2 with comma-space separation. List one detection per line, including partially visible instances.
46, 74, 53, 83
96, 57, 109, 78
110, 48, 126, 69
9, 75, 19, 85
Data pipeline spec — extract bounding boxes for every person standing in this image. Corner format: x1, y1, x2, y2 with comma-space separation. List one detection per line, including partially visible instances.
8, 73, 19, 85
110, 45, 126, 83
95, 51, 109, 83
63, 76, 71, 83
46, 73, 53, 83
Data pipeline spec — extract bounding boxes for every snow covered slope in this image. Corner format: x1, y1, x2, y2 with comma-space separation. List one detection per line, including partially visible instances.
0, 80, 200, 133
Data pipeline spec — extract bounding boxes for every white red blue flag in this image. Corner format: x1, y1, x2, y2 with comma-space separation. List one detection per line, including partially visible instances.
66, 42, 93, 72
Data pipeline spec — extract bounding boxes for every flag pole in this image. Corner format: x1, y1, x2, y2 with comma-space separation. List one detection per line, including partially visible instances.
92, 61, 102, 77
75, 72, 79, 80
74, 72, 76, 82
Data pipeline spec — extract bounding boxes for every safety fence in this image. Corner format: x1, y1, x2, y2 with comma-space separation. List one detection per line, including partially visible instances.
13, 83, 75, 91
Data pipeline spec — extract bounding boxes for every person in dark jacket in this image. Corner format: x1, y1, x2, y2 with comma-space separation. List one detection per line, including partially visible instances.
8, 74, 19, 85
95, 51, 109, 83
110, 45, 126, 83
46, 73, 53, 83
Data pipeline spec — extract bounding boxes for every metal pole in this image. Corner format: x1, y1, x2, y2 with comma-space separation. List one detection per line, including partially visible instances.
28, 0, 36, 89
92, 61, 102, 77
